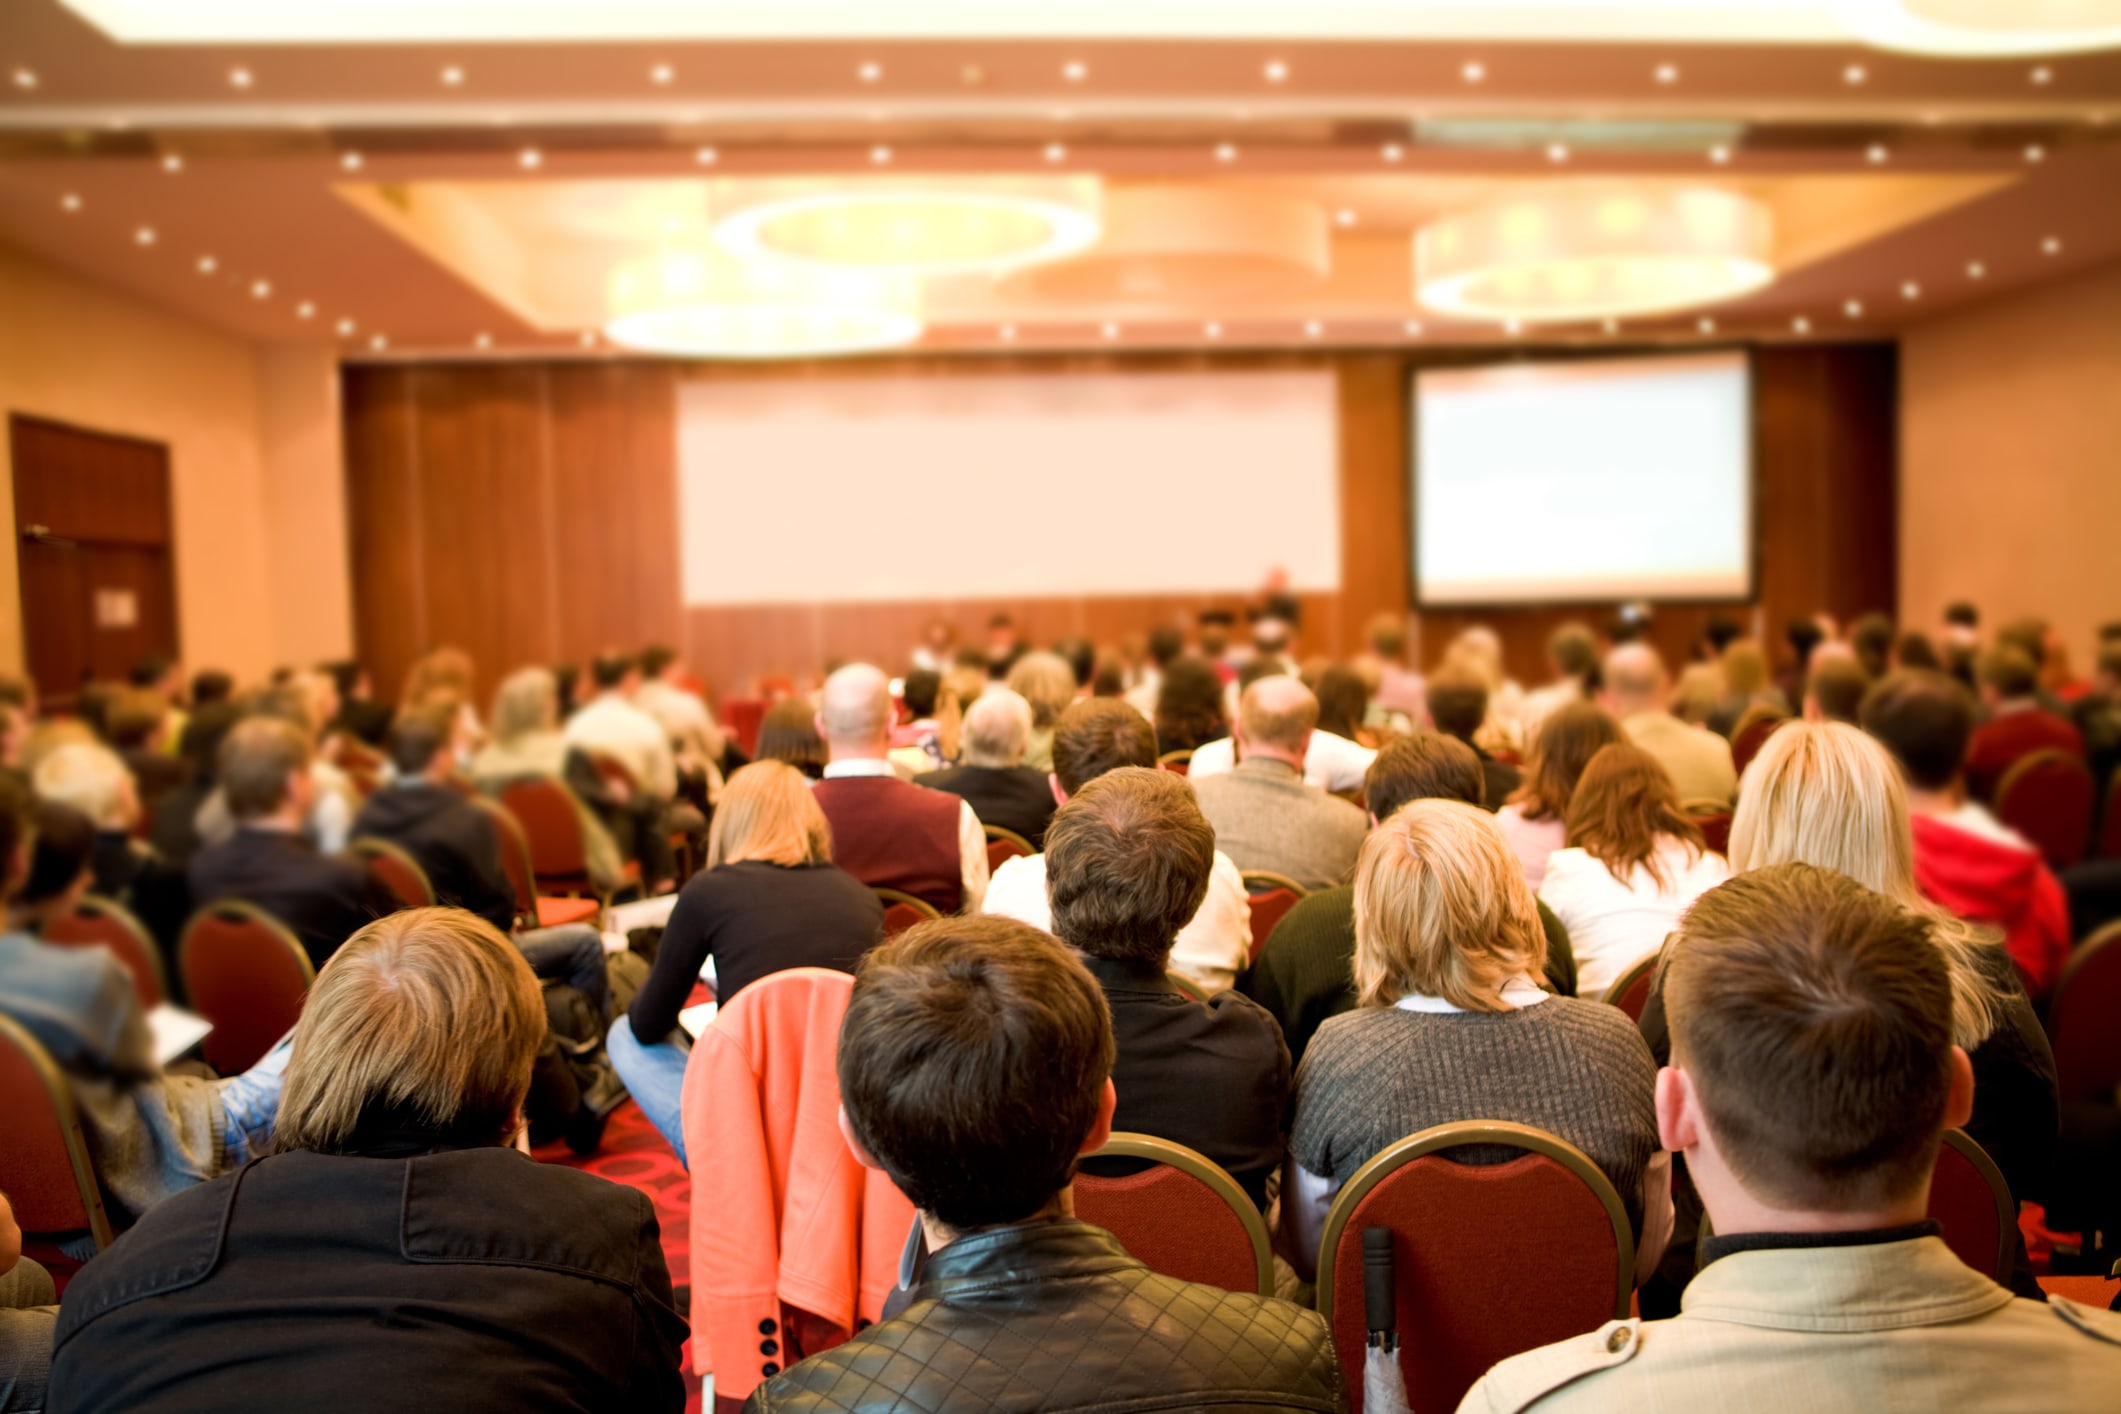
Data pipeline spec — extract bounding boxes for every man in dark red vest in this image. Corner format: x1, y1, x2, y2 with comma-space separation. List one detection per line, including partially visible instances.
811, 663, 987, 914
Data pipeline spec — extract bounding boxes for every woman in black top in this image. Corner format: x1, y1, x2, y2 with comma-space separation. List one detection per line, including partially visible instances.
610, 761, 884, 1165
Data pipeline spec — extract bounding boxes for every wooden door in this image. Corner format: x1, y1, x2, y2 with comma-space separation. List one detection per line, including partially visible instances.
10, 415, 179, 712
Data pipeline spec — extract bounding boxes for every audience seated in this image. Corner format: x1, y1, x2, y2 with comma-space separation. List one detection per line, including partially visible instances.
18, 801, 100, 936
33, 741, 192, 961
1702, 638, 1787, 739
1802, 651, 1871, 726
1518, 622, 1601, 738
469, 666, 630, 895
1150, 654, 1230, 755
754, 697, 829, 779
1045, 767, 1289, 1209
1494, 702, 1627, 892
1775, 617, 1827, 708
1122, 624, 1184, 721
103, 688, 190, 813
811, 664, 988, 914
194, 683, 360, 855
609, 760, 883, 1163
353, 705, 610, 1009
1191, 676, 1369, 890
744, 916, 1342, 1413
1281, 800, 1667, 1281
1669, 615, 1740, 725
128, 654, 190, 763
564, 652, 687, 890
147, 702, 239, 867
0, 777, 290, 1234
47, 907, 687, 1412
0, 1192, 55, 1414
1184, 682, 1380, 793
1538, 744, 1732, 996
1427, 665, 1522, 810
2071, 642, 2121, 800
1862, 672, 2072, 999
320, 659, 392, 748
915, 687, 1057, 848
1850, 611, 1896, 679
187, 717, 401, 969
1466, 864, 2121, 1414
633, 643, 727, 778
1004, 650, 1077, 772
887, 666, 947, 776
1965, 644, 2088, 803
1603, 644, 1738, 804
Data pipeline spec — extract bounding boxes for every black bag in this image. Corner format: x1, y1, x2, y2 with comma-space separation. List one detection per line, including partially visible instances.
525, 980, 624, 1155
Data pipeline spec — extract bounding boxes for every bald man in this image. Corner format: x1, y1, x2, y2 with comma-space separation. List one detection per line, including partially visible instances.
1189, 676, 1369, 890
813, 663, 989, 913
916, 687, 1057, 849
1601, 643, 1738, 805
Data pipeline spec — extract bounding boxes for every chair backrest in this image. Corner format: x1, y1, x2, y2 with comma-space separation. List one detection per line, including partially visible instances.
983, 824, 1034, 873
722, 697, 768, 758
1166, 970, 1210, 1002
1729, 708, 1788, 777
0, 1012, 115, 1252
875, 886, 941, 938
349, 836, 437, 910
1928, 1128, 2015, 1285
1239, 870, 1309, 967
44, 894, 168, 1008
1600, 950, 1660, 1021
178, 901, 315, 1073
496, 776, 592, 880
2049, 919, 2121, 1104
1317, 1120, 1635, 1414
1680, 799, 1733, 856
1157, 748, 1192, 776
468, 795, 539, 926
1996, 748, 2095, 871
2100, 770, 2121, 860
1074, 1133, 1274, 1296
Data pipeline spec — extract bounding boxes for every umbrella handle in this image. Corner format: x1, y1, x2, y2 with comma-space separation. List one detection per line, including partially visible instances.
1363, 1225, 1397, 1348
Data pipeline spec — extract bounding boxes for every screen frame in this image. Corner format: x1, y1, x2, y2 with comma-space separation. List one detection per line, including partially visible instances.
1406, 345, 1760, 611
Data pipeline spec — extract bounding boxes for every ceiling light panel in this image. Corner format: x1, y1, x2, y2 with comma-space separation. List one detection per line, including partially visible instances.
712, 177, 1101, 275
605, 246, 922, 358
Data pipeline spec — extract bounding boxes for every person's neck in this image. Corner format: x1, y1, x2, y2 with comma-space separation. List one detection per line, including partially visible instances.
1903, 780, 1965, 818
243, 807, 306, 833
1242, 744, 1305, 771
1696, 1153, 1928, 1238
826, 741, 889, 765
920, 1189, 1072, 1256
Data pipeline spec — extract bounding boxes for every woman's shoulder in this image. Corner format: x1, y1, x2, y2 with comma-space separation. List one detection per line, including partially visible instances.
1527, 995, 1657, 1062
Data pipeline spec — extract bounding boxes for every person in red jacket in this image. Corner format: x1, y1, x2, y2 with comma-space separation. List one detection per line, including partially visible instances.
1963, 644, 2086, 804
1862, 671, 2072, 998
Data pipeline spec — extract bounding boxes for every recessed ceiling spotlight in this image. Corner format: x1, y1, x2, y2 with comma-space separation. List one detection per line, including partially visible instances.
2024, 143, 2046, 162
296, 301, 315, 319
1844, 63, 1867, 85
695, 145, 718, 165
1382, 142, 1404, 162
1866, 143, 1888, 163
1205, 321, 1223, 338
1547, 142, 1570, 163
869, 143, 892, 164
340, 150, 363, 171
1335, 208, 1357, 227
999, 323, 1017, 342
440, 65, 464, 86
650, 63, 674, 85
1655, 63, 1679, 84
1304, 319, 1324, 338
1709, 144, 1732, 164
59, 193, 81, 212
1214, 141, 1238, 162
161, 152, 184, 173
1263, 59, 1288, 83
1698, 315, 1717, 333
1044, 141, 1067, 162
2031, 65, 2053, 86
370, 333, 388, 351
250, 279, 271, 299
196, 254, 216, 274
134, 226, 156, 246
11, 68, 35, 90
475, 332, 492, 349
336, 318, 356, 336
1966, 260, 1986, 279
1403, 320, 1424, 337
1462, 60, 1486, 84
1901, 280, 1921, 299
579, 331, 596, 348
1845, 298, 1864, 318
1062, 60, 1087, 82
229, 66, 253, 89
519, 147, 542, 169
858, 61, 882, 83
1792, 315, 1811, 334
2042, 235, 2062, 255
1101, 321, 1121, 339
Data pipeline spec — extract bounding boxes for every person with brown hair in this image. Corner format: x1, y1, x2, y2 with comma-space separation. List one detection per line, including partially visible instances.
48, 907, 687, 1412
1191, 675, 1369, 890
1704, 638, 1788, 739
1537, 743, 1731, 996
1801, 650, 1872, 726
1427, 664, 1522, 811
1003, 649, 1077, 772
1150, 653, 1230, 755
745, 915, 1342, 1413
103, 685, 191, 810
1494, 701, 1627, 890
1282, 800, 1664, 1281
1604, 644, 1738, 805
1464, 864, 2121, 1413
610, 760, 884, 1164
1964, 642, 2086, 803
1045, 767, 1290, 1209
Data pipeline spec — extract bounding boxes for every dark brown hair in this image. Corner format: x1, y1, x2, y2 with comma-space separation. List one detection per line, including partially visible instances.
386, 703, 455, 777
1366, 731, 1484, 820
838, 917, 1114, 1230
1151, 656, 1228, 755
1424, 667, 1489, 744
1312, 664, 1369, 741
1564, 742, 1704, 889
104, 689, 168, 751
1045, 768, 1215, 966
1977, 644, 2038, 699
1805, 656, 1871, 726
1051, 697, 1158, 796
1507, 701, 1626, 823
1860, 670, 1975, 792
755, 699, 827, 778
220, 716, 313, 820
1666, 863, 1953, 1210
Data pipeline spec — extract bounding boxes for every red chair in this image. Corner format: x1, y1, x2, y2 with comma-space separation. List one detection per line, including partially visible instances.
1729, 707, 1788, 778
1317, 1120, 1635, 1414
875, 887, 941, 938
497, 776, 636, 900
0, 1012, 115, 1283
1157, 749, 1193, 777
349, 836, 437, 910
1600, 950, 1661, 1022
1928, 1129, 2015, 1285
1996, 749, 2095, 871
2098, 771, 2121, 860
723, 697, 768, 758
1074, 1133, 1274, 1296
1681, 800, 1733, 856
469, 795, 601, 930
2049, 920, 2121, 1107
983, 824, 1034, 874
45, 894, 168, 1007
1239, 870, 1309, 966
178, 902, 315, 1074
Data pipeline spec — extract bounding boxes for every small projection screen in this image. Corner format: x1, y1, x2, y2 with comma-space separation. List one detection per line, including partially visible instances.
1412, 350, 1753, 605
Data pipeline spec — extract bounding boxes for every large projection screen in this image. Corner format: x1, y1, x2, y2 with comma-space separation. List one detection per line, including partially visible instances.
678, 370, 1340, 606
1413, 351, 1753, 606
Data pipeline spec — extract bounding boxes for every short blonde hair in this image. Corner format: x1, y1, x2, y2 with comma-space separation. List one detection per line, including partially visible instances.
275, 908, 544, 1153
706, 760, 833, 870
1354, 799, 1548, 1012
1729, 720, 2001, 1049
1006, 652, 1077, 730
33, 742, 139, 829
490, 667, 558, 745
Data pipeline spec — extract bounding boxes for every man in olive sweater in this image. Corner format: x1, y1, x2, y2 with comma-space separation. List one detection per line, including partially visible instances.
1240, 732, 1576, 1066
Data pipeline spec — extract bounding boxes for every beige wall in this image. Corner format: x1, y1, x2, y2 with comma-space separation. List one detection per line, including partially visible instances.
0, 243, 350, 686
1901, 259, 2121, 675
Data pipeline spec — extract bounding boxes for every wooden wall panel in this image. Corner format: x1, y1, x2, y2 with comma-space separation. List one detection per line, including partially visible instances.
342, 344, 1897, 705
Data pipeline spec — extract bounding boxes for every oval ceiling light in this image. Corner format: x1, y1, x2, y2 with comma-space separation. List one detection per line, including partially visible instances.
1415, 186, 1774, 325
1003, 186, 1329, 307
1828, 0, 2121, 54
713, 177, 1100, 275
603, 248, 922, 359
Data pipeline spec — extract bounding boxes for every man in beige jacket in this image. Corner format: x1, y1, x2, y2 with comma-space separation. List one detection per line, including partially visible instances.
1461, 863, 2120, 1413
1602, 644, 1738, 805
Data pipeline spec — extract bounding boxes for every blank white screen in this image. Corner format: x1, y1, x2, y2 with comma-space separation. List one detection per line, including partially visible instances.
677, 370, 1340, 605
1414, 352, 1752, 605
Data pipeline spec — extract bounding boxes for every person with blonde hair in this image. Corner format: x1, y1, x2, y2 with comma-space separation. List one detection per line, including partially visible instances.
1538, 743, 1732, 996
1282, 800, 1666, 1281
609, 760, 884, 1163
47, 907, 686, 1411
1004, 650, 1078, 772
33, 740, 192, 958
1704, 638, 1788, 739
470, 666, 627, 896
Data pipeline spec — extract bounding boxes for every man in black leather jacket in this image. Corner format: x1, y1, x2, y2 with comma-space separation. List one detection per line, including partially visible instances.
745, 915, 1345, 1414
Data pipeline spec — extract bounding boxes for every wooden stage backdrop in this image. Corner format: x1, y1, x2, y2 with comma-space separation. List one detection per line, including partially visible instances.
341, 345, 1895, 706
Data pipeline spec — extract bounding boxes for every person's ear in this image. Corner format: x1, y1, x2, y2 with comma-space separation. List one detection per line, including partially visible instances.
1049, 774, 1067, 807
1078, 1077, 1118, 1157
1942, 1045, 1976, 1131
1654, 1065, 1699, 1155
1294, 728, 1315, 759
839, 1105, 885, 1173
813, 712, 830, 743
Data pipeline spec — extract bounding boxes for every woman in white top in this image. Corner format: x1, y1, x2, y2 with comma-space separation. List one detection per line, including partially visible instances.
1494, 701, 1626, 891
1538, 742, 1731, 996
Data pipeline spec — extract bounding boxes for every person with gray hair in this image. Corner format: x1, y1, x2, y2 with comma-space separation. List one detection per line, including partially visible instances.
915, 687, 1057, 849
812, 663, 990, 913
1600, 643, 1737, 805
1189, 675, 1369, 890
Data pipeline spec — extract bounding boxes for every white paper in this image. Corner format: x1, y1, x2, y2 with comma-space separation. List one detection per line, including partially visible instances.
608, 893, 680, 935
678, 1001, 718, 1040
147, 1004, 213, 1066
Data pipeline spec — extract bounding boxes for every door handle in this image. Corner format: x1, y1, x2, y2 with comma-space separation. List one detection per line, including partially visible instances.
20, 524, 78, 548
